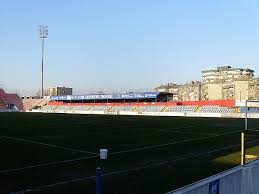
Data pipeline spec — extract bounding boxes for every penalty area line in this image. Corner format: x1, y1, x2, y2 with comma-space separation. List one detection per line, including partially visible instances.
161, 130, 218, 136
0, 155, 98, 174
0, 130, 242, 175
1, 136, 97, 155
110, 130, 242, 156
14, 138, 256, 194
157, 125, 197, 132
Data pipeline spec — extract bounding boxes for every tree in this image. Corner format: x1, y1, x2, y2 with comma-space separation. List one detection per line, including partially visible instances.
35, 89, 48, 98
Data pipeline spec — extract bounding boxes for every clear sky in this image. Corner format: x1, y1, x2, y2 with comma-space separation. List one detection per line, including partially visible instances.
1, 0, 259, 95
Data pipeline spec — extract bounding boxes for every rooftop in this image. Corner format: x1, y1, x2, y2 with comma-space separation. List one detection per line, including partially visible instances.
202, 66, 254, 73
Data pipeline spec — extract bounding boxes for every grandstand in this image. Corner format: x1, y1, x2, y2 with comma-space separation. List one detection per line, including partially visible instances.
164, 105, 198, 113
200, 105, 235, 113
0, 98, 7, 111
39, 92, 245, 117
0, 88, 23, 111
22, 98, 49, 111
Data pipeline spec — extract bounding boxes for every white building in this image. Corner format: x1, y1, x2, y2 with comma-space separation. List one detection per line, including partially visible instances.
202, 66, 254, 83
48, 86, 73, 96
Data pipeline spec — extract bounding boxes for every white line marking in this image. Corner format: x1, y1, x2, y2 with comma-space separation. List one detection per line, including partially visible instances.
1, 136, 97, 155
0, 130, 242, 174
0, 155, 97, 174
110, 130, 242, 156
161, 130, 218, 136
15, 138, 257, 193
248, 127, 259, 131
157, 126, 196, 132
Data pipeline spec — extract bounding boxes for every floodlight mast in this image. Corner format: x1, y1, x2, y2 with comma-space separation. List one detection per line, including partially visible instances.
39, 25, 48, 98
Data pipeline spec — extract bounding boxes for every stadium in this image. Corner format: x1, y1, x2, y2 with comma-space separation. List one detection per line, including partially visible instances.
32, 92, 252, 118
1, 66, 259, 194
21, 66, 259, 119
3, 1, 259, 193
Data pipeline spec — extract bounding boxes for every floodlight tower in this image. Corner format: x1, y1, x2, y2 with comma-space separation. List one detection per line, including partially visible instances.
39, 25, 48, 98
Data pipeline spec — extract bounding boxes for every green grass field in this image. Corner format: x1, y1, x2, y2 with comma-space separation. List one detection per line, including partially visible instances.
1, 112, 259, 194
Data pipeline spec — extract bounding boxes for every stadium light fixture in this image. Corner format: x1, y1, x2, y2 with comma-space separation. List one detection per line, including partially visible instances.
39, 25, 48, 98
96, 149, 108, 194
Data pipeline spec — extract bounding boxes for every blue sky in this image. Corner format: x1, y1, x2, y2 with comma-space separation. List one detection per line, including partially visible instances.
1, 0, 259, 95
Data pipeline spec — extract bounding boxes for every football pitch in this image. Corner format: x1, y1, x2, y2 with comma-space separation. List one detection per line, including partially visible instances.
1, 113, 259, 194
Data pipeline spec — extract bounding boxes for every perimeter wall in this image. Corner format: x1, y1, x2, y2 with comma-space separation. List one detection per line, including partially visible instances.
166, 160, 259, 194
39, 109, 259, 119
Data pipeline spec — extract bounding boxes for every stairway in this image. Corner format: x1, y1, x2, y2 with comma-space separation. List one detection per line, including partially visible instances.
161, 106, 167, 112
195, 106, 202, 113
